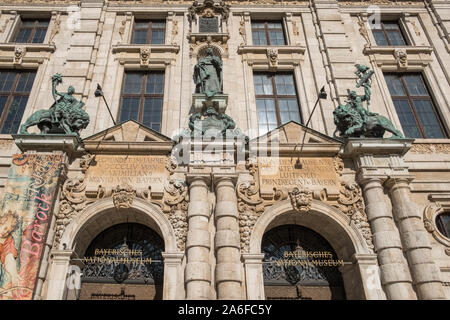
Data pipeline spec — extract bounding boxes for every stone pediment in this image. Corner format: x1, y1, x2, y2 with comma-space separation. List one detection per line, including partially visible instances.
82, 120, 174, 154
251, 121, 342, 156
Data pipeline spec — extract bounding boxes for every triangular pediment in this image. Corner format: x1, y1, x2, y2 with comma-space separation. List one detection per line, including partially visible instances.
251, 121, 342, 156
252, 121, 342, 144
83, 120, 174, 143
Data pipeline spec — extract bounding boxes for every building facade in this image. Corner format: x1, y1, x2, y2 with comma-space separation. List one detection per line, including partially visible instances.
0, 0, 449, 300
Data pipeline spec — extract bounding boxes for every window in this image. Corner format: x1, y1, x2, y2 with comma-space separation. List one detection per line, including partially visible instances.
436, 213, 450, 239
385, 73, 447, 139
131, 20, 166, 45
0, 71, 36, 134
12, 18, 49, 44
372, 21, 407, 46
254, 73, 301, 135
119, 72, 164, 132
252, 21, 286, 46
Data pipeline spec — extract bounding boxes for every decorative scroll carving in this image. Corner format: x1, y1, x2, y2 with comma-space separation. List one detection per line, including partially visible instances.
80, 153, 95, 173
334, 156, 344, 177
189, 35, 229, 57
333, 181, 374, 252
54, 177, 87, 248
162, 179, 189, 251
13, 46, 25, 65
112, 184, 136, 209
289, 187, 313, 213
237, 161, 287, 252
188, 0, 230, 25
423, 202, 450, 249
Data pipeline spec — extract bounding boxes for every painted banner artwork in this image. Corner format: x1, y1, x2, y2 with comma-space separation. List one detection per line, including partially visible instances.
0, 154, 63, 300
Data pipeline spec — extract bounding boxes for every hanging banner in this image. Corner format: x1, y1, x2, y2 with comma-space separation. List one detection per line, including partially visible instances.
0, 153, 63, 300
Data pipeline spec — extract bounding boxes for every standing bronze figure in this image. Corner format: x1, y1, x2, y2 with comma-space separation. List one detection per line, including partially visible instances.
193, 47, 223, 98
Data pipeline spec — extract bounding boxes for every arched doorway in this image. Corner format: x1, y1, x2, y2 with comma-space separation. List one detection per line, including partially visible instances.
262, 225, 346, 300
77, 223, 165, 300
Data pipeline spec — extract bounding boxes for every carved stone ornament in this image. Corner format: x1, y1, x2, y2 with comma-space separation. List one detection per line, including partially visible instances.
358, 19, 370, 47
13, 46, 25, 65
289, 187, 313, 214
112, 184, 136, 209
394, 49, 408, 68
49, 14, 61, 46
267, 48, 279, 69
188, 0, 230, 25
140, 48, 150, 66
423, 202, 450, 251
333, 181, 374, 252
162, 179, 189, 251
54, 177, 87, 248
237, 160, 287, 252
80, 153, 95, 173
409, 143, 450, 154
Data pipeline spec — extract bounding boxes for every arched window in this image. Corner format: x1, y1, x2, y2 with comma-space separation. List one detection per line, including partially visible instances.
78, 223, 164, 300
262, 225, 345, 300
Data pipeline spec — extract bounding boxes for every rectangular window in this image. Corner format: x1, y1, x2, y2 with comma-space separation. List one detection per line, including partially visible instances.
12, 18, 50, 44
119, 71, 164, 132
131, 20, 166, 45
372, 21, 407, 46
385, 73, 447, 139
254, 73, 301, 136
0, 70, 36, 134
251, 21, 286, 46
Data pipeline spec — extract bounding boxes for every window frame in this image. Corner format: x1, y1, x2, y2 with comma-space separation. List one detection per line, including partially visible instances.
385, 73, 447, 139
131, 20, 166, 45
436, 212, 450, 239
251, 20, 287, 46
372, 20, 408, 46
118, 71, 165, 131
254, 72, 302, 135
0, 70, 36, 134
11, 18, 50, 44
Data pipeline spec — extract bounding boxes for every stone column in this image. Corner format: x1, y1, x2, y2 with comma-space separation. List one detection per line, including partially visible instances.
242, 254, 265, 300
386, 178, 445, 300
162, 252, 185, 300
214, 175, 242, 300
185, 174, 212, 300
45, 250, 73, 300
358, 177, 417, 300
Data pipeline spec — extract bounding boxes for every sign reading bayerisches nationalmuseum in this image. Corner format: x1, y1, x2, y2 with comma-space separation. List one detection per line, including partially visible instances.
0, 154, 63, 300
258, 157, 340, 195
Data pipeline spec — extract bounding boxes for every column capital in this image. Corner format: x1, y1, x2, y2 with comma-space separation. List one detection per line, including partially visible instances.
241, 253, 265, 264
162, 252, 185, 263
213, 173, 238, 187
50, 249, 73, 261
384, 176, 414, 192
186, 173, 211, 185
356, 174, 388, 187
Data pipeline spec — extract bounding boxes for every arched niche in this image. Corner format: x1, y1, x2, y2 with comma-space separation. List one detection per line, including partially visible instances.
243, 199, 383, 300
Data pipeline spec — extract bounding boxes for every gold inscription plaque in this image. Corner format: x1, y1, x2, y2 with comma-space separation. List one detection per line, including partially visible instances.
86, 155, 167, 188
258, 157, 340, 194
